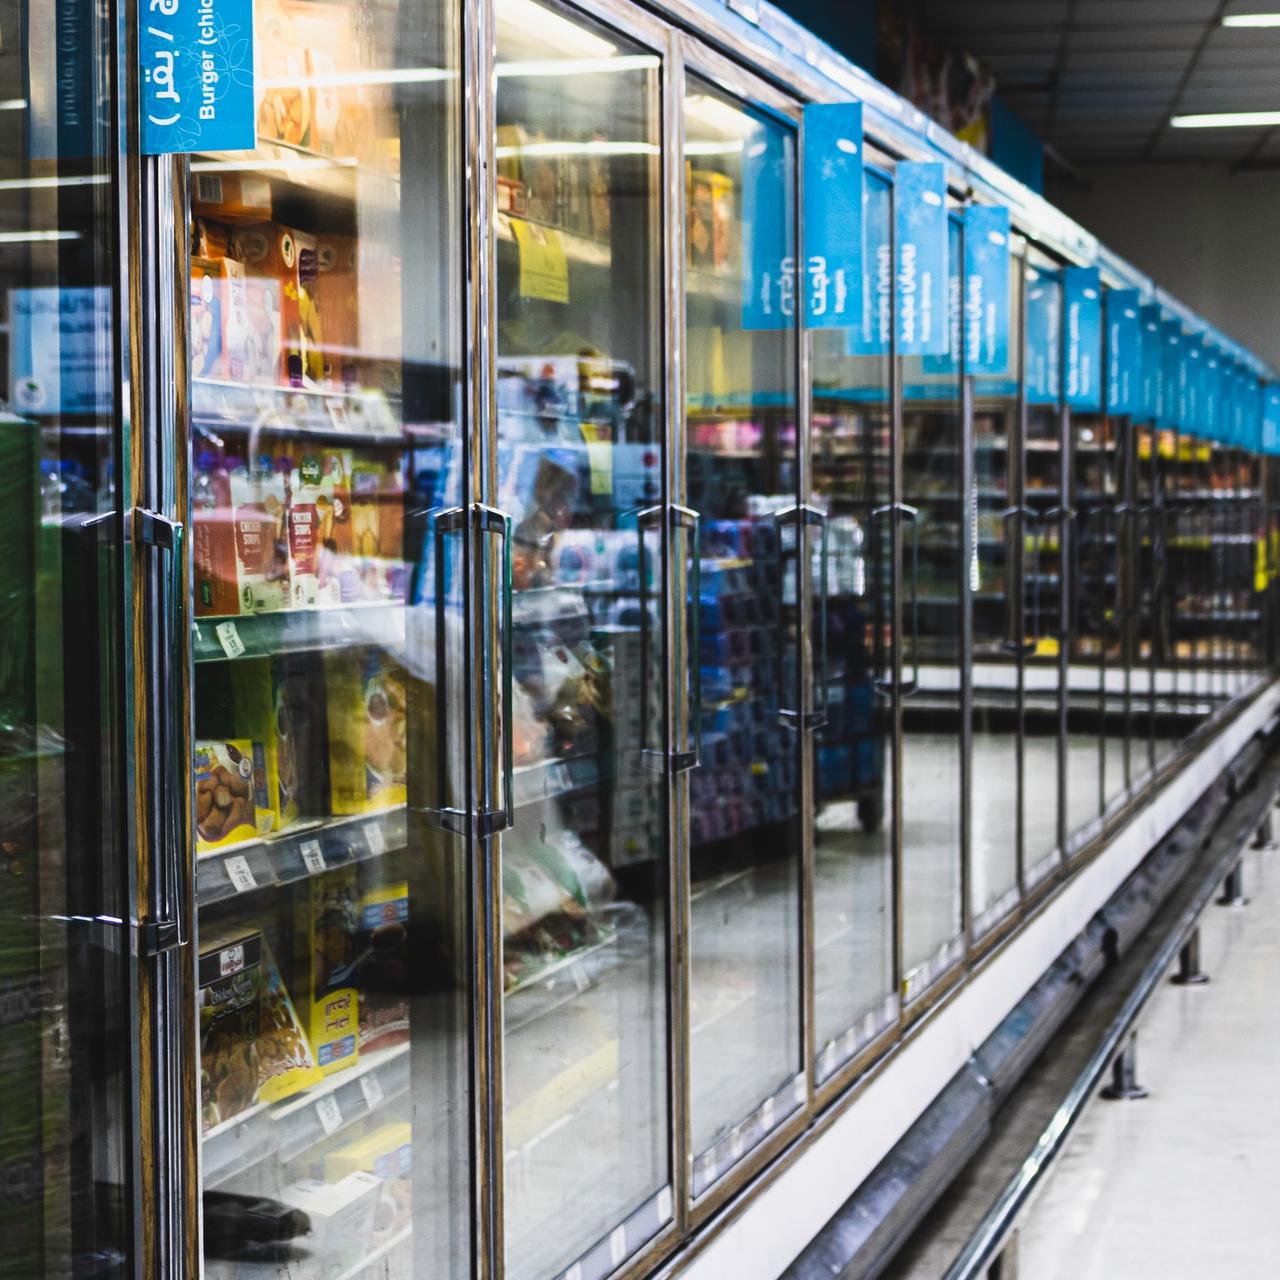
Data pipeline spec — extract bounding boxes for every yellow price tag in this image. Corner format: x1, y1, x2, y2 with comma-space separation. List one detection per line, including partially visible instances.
510, 216, 569, 304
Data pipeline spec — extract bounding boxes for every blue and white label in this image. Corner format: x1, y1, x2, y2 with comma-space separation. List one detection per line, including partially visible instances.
1264, 385, 1280, 454
963, 205, 1010, 375
1062, 266, 1102, 411
1139, 306, 1162, 423
921, 217, 962, 379
742, 119, 796, 331
140, 0, 255, 154
1204, 349, 1221, 440
894, 162, 948, 356
1186, 340, 1203, 435
1025, 265, 1061, 406
847, 173, 892, 356
803, 103, 862, 329
1159, 321, 1182, 431
9, 287, 113, 416
1106, 289, 1141, 416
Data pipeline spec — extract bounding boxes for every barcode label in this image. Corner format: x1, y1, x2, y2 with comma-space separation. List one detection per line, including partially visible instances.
315, 1094, 342, 1136
299, 840, 325, 875
224, 855, 256, 893
215, 621, 245, 659
196, 174, 223, 204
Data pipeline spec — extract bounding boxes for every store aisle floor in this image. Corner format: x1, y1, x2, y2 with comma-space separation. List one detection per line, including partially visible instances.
1019, 833, 1280, 1279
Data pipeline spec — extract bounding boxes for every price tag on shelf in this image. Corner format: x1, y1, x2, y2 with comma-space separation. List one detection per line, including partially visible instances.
224, 855, 256, 894
761, 1096, 775, 1132
360, 1072, 385, 1113
299, 840, 326, 875
365, 822, 386, 857
215, 621, 246, 660
315, 1094, 342, 1136
572, 959, 591, 995
609, 1226, 627, 1267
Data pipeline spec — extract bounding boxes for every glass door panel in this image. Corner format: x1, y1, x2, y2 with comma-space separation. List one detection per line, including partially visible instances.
1, 0, 134, 1272
186, 2, 471, 1276
901, 214, 964, 997
1132, 423, 1160, 781
810, 169, 896, 1081
970, 237, 1023, 938
682, 73, 804, 1195
1022, 259, 1064, 888
1172, 432, 1216, 728
493, 4, 671, 1275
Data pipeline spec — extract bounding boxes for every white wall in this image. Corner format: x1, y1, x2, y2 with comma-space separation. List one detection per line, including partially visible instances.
1050, 164, 1280, 370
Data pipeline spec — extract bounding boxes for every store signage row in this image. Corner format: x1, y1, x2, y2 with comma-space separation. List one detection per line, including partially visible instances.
1063, 266, 1102, 411
802, 103, 863, 329
1106, 289, 1141, 417
140, 0, 256, 155
1024, 265, 1061, 406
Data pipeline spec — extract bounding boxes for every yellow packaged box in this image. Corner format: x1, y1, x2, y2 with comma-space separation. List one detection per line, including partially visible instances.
256, 941, 323, 1104
306, 866, 360, 1076
194, 739, 263, 852
229, 658, 299, 835
323, 1121, 412, 1182
324, 648, 407, 815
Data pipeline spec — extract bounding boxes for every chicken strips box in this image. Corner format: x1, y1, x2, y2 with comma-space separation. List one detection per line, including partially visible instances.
324, 648, 407, 815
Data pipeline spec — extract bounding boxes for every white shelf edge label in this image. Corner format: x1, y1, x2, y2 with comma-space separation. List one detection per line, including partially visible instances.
299, 839, 326, 875
315, 1093, 342, 1136
360, 1072, 385, 1113
214, 621, 245, 659
224, 854, 256, 893
365, 822, 387, 857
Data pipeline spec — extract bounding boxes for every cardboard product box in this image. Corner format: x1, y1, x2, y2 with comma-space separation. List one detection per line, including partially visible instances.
355, 879, 410, 1054
347, 452, 405, 603
322, 1121, 413, 1250
194, 739, 263, 852
191, 257, 231, 379
235, 272, 284, 386
193, 449, 239, 617
687, 169, 735, 272
199, 930, 263, 1133
312, 234, 359, 388
304, 866, 361, 1076
280, 447, 352, 610
229, 658, 299, 834
230, 223, 324, 387
227, 461, 290, 613
324, 648, 407, 816
256, 941, 323, 1104
276, 1172, 381, 1279
192, 172, 273, 224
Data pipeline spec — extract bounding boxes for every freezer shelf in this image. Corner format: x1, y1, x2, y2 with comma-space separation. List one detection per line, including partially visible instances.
196, 806, 406, 907
202, 1043, 411, 1190
193, 605, 406, 663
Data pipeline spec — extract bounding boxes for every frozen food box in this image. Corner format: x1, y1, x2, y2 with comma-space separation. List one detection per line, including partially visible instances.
229, 222, 324, 387
199, 929, 262, 1133
354, 879, 409, 1054
304, 865, 361, 1076
236, 273, 284, 385
194, 739, 262, 852
323, 1122, 412, 1247
276, 1172, 381, 1279
255, 941, 323, 1104
230, 658, 299, 834
229, 460, 290, 613
191, 258, 229, 379
324, 649, 407, 815
192, 171, 273, 224
284, 448, 352, 608
312, 234, 359, 388
192, 450, 238, 617
348, 452, 406, 603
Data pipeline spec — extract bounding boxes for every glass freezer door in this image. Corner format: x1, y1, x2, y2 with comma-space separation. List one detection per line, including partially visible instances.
185, 1, 474, 1276
0, 1, 136, 1274
492, 4, 673, 1277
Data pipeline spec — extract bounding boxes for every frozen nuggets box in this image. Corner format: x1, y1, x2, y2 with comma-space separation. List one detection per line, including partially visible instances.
194, 739, 263, 852
324, 648, 407, 815
199, 930, 262, 1133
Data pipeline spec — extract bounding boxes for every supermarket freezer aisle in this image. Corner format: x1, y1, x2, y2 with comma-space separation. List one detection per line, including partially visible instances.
1019, 839, 1280, 1279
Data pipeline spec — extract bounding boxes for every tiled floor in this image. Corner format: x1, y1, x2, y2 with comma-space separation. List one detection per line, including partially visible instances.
1019, 833, 1280, 1279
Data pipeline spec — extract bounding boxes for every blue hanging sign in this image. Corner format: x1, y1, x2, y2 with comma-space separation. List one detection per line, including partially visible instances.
1204, 348, 1221, 441
1105, 288, 1141, 416
1159, 321, 1182, 431
803, 103, 862, 329
847, 173, 892, 356
1186, 340, 1203, 436
1063, 266, 1102, 411
742, 119, 796, 331
1025, 265, 1061, 406
894, 162, 948, 356
140, 0, 256, 154
921, 216, 963, 379
1139, 305, 1162, 422
1264, 385, 1280, 454
963, 205, 1010, 376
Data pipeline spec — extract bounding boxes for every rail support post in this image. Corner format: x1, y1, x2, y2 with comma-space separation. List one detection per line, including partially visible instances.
1170, 927, 1209, 985
1217, 860, 1249, 908
1101, 1031, 1149, 1101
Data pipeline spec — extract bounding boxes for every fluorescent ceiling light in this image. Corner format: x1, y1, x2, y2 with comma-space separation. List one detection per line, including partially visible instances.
1171, 110, 1280, 127
0, 99, 26, 111
496, 54, 656, 78
190, 155, 358, 173
685, 92, 759, 140
1223, 12, 1280, 26
0, 230, 80, 242
496, 139, 657, 158
496, 0, 615, 57
260, 67, 455, 89
683, 139, 746, 157
0, 174, 108, 190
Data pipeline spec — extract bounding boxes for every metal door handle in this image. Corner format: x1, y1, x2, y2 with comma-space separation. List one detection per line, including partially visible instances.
427, 506, 467, 834
134, 507, 188, 953
670, 504, 701, 772
999, 505, 1036, 656
774, 503, 828, 728
476, 504, 513, 837
871, 502, 920, 696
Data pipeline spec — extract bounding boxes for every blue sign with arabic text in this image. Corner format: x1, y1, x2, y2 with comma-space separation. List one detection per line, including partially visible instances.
847, 173, 892, 356
963, 205, 1010, 376
140, 0, 255, 154
1106, 289, 1141, 416
1025, 265, 1061, 406
1062, 267, 1102, 411
894, 162, 948, 356
742, 118, 796, 331
1139, 306, 1162, 422
1264, 385, 1280, 454
803, 103, 862, 329
1159, 321, 1182, 431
